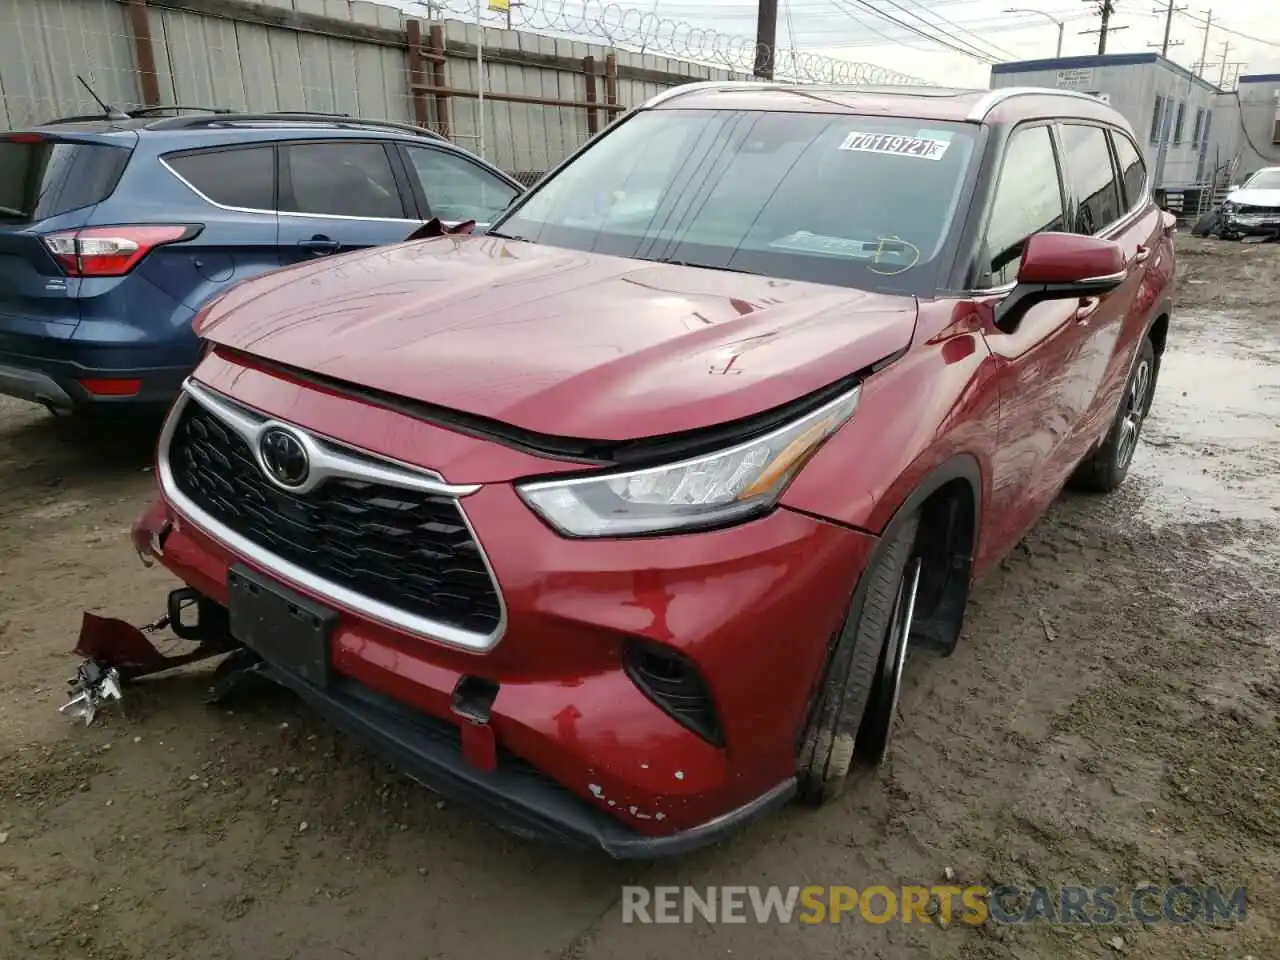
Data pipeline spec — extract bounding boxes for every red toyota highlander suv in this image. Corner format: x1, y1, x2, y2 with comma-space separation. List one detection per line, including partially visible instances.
132, 82, 1175, 856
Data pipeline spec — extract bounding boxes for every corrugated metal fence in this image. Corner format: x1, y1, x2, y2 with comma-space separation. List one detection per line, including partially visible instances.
0, 0, 737, 178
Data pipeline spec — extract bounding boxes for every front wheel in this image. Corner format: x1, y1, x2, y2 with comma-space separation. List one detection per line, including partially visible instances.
797, 513, 919, 805
1072, 336, 1157, 493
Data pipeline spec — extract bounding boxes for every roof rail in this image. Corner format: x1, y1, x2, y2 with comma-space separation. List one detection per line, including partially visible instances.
966, 86, 1116, 121
42, 104, 233, 125
128, 105, 233, 117
640, 80, 793, 110
144, 111, 446, 140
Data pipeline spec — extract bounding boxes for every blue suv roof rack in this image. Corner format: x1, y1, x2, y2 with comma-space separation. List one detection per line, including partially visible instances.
144, 111, 447, 141
43, 105, 233, 125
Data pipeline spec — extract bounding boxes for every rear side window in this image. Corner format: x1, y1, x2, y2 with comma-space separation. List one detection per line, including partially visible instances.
1111, 133, 1148, 209
0, 137, 129, 223
1059, 124, 1123, 234
167, 146, 275, 210
981, 125, 1065, 288
282, 142, 406, 219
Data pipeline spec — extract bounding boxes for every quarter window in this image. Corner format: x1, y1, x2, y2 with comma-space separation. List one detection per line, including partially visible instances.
404, 146, 519, 222
1058, 124, 1123, 235
168, 146, 274, 210
980, 125, 1065, 289
282, 142, 406, 219
1110, 132, 1147, 210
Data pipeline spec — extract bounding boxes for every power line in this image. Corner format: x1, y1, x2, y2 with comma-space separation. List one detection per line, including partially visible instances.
857, 0, 1001, 61
825, 0, 934, 50
1177, 8, 1280, 48
830, 0, 1002, 60
896, 0, 1023, 61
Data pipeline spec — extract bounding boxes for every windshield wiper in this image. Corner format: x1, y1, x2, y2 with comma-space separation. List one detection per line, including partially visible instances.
485, 229, 529, 242
652, 258, 751, 275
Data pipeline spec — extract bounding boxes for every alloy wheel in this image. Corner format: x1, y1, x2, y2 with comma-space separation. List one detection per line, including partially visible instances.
858, 556, 923, 767
1116, 358, 1152, 470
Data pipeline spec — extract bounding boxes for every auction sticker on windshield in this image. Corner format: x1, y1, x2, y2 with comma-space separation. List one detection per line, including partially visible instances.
838, 131, 950, 160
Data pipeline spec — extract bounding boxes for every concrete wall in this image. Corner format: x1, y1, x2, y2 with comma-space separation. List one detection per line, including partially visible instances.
988, 53, 1232, 189
0, 0, 735, 176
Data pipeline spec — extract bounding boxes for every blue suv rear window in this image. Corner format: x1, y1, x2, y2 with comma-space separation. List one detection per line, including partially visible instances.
0, 136, 129, 223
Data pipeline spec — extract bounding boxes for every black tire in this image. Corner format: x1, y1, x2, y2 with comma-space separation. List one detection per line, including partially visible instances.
796, 511, 919, 806
1072, 336, 1157, 493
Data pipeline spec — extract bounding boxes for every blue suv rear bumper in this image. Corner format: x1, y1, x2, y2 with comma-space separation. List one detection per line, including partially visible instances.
0, 351, 190, 411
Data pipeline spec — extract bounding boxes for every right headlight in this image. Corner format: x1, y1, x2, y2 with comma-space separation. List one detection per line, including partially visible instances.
516, 385, 861, 537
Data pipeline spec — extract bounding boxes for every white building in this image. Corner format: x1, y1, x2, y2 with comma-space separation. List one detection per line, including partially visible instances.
988, 53, 1234, 195
1220, 72, 1280, 184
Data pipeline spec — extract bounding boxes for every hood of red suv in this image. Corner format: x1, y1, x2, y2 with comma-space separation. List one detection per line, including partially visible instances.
195, 235, 917, 440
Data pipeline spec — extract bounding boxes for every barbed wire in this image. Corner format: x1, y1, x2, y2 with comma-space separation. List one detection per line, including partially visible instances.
412, 0, 929, 85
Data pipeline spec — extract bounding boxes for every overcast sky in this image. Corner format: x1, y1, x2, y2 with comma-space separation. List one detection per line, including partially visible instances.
390, 0, 1280, 87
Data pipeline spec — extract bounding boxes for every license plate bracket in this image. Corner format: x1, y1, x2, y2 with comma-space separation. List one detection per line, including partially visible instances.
227, 565, 336, 688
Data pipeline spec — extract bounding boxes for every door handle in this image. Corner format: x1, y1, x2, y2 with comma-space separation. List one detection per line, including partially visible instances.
1132, 244, 1151, 265
298, 236, 341, 256
1075, 297, 1100, 324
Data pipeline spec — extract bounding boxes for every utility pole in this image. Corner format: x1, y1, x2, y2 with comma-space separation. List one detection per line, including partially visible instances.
1079, 0, 1128, 55
754, 0, 778, 79
1150, 0, 1186, 56
1195, 9, 1212, 76
1217, 38, 1231, 88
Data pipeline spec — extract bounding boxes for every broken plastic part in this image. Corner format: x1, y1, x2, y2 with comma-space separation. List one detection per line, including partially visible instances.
59, 659, 123, 726
404, 218, 476, 242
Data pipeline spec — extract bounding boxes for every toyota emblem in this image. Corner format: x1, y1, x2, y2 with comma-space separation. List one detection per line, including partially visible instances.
259, 427, 310, 488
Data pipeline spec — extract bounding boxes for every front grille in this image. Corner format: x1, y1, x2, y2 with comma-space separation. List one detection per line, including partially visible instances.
1237, 205, 1280, 217
167, 398, 502, 636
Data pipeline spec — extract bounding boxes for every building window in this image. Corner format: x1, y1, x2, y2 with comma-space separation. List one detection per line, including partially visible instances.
1173, 100, 1186, 145
1149, 96, 1165, 144
1273, 108, 1280, 145
1192, 108, 1205, 146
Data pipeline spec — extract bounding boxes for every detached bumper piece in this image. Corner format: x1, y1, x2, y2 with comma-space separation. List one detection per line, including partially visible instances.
59, 594, 239, 725
252, 661, 796, 858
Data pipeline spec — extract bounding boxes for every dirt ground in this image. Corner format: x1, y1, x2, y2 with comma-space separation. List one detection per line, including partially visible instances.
1, 234, 1278, 960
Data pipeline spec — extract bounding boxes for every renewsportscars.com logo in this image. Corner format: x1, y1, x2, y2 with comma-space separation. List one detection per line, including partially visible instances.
621, 885, 1248, 926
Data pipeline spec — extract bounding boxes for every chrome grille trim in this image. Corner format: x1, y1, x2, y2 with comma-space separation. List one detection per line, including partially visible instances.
157, 379, 508, 652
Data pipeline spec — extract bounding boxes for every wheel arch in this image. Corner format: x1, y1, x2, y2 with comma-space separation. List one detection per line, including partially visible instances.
794, 452, 982, 783
877, 454, 981, 657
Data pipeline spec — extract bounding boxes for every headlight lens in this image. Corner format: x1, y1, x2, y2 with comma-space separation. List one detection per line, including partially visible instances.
517, 385, 861, 536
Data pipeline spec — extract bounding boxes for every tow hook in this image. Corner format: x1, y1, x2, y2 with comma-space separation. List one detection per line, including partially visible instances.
58, 590, 239, 726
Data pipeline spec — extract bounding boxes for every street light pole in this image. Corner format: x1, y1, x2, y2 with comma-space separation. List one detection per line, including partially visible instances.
1003, 7, 1066, 57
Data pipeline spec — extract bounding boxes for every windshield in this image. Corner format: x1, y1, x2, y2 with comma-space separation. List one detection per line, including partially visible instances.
1244, 169, 1280, 191
494, 109, 977, 294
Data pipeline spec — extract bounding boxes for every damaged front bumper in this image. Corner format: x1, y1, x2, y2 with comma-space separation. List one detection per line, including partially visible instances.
62, 597, 795, 857
1222, 208, 1280, 240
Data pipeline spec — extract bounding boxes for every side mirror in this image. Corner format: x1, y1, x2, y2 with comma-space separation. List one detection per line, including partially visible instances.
994, 232, 1126, 333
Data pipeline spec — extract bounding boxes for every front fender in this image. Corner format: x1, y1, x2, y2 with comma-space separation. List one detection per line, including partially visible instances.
781, 317, 1001, 538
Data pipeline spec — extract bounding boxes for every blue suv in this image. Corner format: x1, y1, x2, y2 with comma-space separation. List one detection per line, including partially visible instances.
0, 109, 523, 414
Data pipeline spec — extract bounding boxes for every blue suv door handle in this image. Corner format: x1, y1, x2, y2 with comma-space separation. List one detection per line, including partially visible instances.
298, 235, 342, 256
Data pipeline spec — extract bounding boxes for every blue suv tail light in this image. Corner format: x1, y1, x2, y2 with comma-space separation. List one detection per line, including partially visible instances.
42, 223, 202, 277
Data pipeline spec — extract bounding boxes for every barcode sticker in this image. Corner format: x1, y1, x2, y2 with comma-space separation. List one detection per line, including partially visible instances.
838, 132, 951, 160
